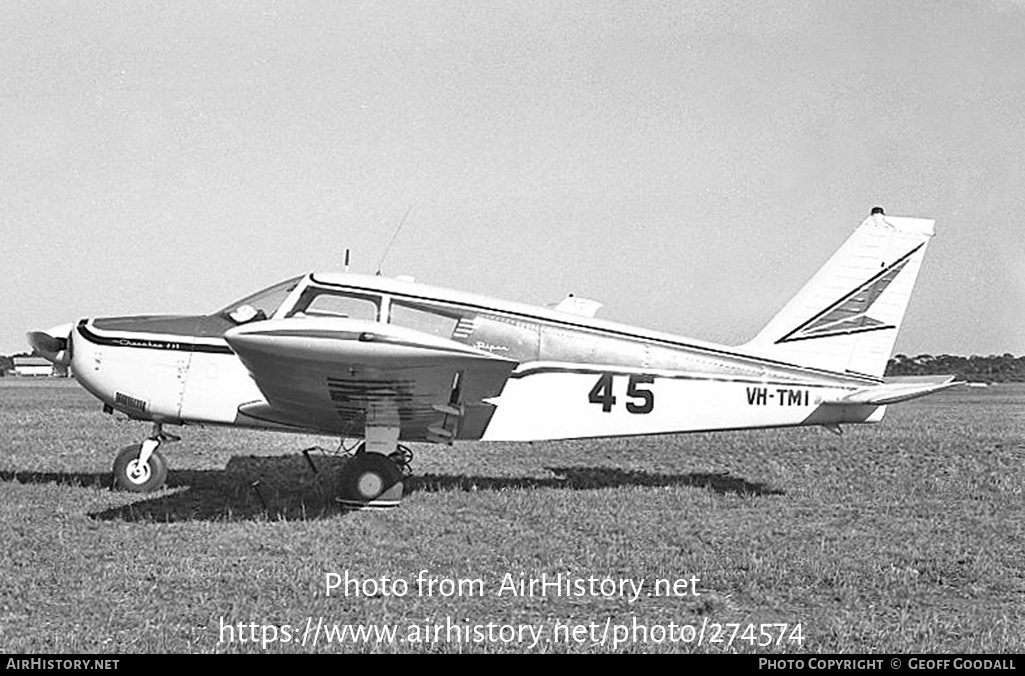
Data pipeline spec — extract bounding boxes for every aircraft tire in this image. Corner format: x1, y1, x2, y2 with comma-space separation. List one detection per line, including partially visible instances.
338, 452, 403, 508
112, 443, 168, 493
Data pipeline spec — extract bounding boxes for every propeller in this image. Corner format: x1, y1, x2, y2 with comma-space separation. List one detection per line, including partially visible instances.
26, 323, 73, 366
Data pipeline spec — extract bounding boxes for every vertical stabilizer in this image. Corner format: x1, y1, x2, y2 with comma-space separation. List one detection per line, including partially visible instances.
743, 209, 934, 379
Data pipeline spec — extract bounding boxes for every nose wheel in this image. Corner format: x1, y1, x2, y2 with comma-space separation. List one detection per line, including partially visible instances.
112, 443, 168, 492
111, 423, 175, 493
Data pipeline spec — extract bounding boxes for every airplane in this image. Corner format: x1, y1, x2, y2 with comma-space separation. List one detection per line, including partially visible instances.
27, 208, 960, 508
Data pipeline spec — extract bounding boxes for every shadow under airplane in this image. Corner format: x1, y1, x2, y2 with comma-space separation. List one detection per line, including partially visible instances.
0, 455, 784, 524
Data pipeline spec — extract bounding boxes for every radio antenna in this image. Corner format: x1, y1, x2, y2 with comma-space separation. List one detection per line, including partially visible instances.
376, 204, 414, 276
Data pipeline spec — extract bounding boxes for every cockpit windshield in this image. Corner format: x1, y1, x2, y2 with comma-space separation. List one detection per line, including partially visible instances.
218, 276, 303, 324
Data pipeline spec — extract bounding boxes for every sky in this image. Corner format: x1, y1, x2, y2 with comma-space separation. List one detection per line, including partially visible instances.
2, 0, 1023, 357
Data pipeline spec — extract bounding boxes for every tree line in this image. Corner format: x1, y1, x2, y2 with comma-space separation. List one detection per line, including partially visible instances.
885, 353, 1025, 383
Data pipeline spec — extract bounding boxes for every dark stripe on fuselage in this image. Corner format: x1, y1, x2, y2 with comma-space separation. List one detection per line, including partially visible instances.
509, 364, 850, 390
311, 275, 884, 384
77, 321, 234, 354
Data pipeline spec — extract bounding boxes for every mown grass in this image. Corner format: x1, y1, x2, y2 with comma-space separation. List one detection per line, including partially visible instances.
0, 379, 1022, 653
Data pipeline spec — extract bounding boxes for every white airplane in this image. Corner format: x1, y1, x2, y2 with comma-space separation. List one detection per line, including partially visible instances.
28, 208, 959, 508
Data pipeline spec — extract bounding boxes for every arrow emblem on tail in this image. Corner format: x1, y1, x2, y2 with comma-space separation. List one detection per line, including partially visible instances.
776, 243, 924, 344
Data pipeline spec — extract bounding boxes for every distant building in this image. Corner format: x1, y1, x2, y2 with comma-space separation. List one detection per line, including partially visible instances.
12, 356, 56, 377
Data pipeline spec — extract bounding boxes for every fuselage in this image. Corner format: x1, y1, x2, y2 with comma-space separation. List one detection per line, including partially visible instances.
68, 272, 884, 442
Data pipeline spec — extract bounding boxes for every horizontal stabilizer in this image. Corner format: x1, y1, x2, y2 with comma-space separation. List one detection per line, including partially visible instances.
825, 375, 962, 406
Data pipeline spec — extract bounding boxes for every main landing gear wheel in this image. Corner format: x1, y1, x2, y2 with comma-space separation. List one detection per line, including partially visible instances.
337, 450, 404, 509
112, 443, 168, 493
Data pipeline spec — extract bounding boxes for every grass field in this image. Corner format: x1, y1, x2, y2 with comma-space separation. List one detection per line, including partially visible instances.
0, 378, 1022, 653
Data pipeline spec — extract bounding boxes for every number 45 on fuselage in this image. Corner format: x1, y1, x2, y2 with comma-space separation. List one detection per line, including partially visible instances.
28, 208, 960, 508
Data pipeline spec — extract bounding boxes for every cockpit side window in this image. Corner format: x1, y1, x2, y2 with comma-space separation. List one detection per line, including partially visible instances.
219, 276, 302, 325
286, 289, 380, 321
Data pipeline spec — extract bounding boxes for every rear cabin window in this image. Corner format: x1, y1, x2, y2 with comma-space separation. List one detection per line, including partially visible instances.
389, 301, 464, 339
286, 289, 380, 322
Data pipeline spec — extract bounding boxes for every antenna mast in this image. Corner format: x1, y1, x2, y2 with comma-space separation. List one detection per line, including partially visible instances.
376, 204, 414, 276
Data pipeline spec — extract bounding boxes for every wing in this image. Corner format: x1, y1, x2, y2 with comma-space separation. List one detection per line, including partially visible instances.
224, 317, 517, 441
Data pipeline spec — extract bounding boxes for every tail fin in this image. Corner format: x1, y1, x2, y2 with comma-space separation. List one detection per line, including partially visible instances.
743, 209, 935, 379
